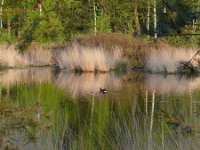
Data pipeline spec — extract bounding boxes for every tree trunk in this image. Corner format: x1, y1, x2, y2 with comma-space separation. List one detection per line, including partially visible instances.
7, 18, 11, 36
0, 0, 4, 29
147, 0, 150, 36
134, 0, 141, 35
153, 0, 157, 39
38, 2, 42, 16
193, 0, 199, 32
93, 0, 97, 35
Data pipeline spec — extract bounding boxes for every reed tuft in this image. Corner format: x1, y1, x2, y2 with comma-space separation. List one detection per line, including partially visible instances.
145, 47, 200, 73
0, 44, 53, 67
56, 42, 123, 72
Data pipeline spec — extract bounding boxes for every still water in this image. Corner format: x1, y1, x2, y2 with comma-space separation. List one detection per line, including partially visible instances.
1, 68, 200, 150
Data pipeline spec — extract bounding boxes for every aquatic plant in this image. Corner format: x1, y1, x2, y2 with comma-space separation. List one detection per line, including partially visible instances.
56, 42, 123, 72
0, 101, 50, 149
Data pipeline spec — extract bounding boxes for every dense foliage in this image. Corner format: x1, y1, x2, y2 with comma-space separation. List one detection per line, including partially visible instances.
0, 0, 200, 45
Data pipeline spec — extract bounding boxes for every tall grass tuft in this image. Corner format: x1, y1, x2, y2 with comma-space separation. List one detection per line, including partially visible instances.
25, 44, 53, 66
56, 42, 123, 72
145, 47, 200, 73
74, 33, 151, 69
0, 44, 53, 67
0, 44, 29, 67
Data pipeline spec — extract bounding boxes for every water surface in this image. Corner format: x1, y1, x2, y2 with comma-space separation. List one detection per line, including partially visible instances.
1, 68, 200, 150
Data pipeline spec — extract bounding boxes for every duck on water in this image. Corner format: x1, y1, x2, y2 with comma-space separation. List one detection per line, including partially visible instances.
100, 88, 108, 94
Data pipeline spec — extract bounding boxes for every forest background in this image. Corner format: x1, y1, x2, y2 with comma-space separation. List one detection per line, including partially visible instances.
0, 0, 200, 48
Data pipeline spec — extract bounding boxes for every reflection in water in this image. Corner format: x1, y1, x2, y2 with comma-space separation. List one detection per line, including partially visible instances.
55, 72, 122, 97
146, 74, 200, 93
1, 68, 200, 149
0, 67, 53, 86
1, 68, 200, 94
149, 90, 155, 150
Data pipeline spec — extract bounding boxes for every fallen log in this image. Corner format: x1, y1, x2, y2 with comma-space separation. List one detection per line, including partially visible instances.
177, 49, 200, 74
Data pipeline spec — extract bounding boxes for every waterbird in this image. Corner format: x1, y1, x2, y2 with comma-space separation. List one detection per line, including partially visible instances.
100, 88, 108, 94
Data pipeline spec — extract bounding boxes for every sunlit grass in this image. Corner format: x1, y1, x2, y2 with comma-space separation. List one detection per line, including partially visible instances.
0, 44, 29, 67
145, 47, 200, 73
0, 44, 53, 67
56, 42, 123, 72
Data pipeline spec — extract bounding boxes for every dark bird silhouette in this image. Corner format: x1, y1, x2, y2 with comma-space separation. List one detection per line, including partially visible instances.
100, 88, 108, 94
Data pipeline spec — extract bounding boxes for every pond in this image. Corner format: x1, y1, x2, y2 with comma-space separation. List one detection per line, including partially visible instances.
1, 67, 200, 150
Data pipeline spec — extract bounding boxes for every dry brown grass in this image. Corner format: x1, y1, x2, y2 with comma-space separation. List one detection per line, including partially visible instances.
72, 33, 172, 69
0, 43, 53, 67
0, 44, 29, 67
74, 33, 149, 50
56, 33, 163, 71
56, 41, 123, 72
74, 33, 149, 68
25, 43, 53, 66
1, 33, 177, 71
145, 47, 200, 73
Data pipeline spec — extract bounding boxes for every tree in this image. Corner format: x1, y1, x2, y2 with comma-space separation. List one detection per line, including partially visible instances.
93, 0, 97, 35
153, 0, 157, 38
134, 0, 141, 35
0, 0, 4, 29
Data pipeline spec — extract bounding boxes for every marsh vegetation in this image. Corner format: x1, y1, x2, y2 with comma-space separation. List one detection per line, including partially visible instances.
1, 1, 200, 149
2, 33, 200, 74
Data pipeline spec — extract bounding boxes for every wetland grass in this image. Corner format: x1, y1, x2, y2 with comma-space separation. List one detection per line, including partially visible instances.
0, 44, 53, 67
0, 100, 50, 149
56, 42, 123, 72
1, 33, 200, 74
145, 47, 200, 74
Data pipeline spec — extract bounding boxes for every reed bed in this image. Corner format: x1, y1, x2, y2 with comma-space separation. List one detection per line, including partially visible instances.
74, 33, 149, 50
0, 44, 29, 67
56, 42, 123, 72
0, 44, 53, 67
145, 47, 200, 73
25, 44, 53, 66
74, 33, 151, 69
2, 33, 195, 73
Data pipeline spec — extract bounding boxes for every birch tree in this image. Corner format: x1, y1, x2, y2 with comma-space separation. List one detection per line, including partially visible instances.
153, 0, 157, 38
0, 0, 3, 29
93, 0, 97, 35
147, 0, 150, 36
37, 0, 42, 16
